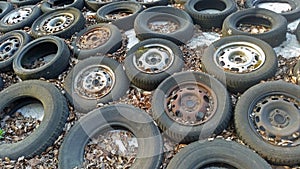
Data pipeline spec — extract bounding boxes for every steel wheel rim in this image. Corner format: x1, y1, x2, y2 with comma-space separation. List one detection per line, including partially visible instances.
0, 37, 20, 61
3, 7, 32, 25
40, 13, 74, 34
76, 27, 111, 50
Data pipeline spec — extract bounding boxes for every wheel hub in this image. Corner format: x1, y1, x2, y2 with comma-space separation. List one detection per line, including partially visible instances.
3, 7, 32, 25
77, 27, 111, 50
41, 13, 74, 34
0, 37, 20, 61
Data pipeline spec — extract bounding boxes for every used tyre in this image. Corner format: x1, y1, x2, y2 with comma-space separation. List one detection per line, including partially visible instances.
295, 21, 300, 43
0, 2, 14, 19
235, 81, 300, 165
96, 2, 143, 31
13, 36, 70, 80
0, 5, 42, 33
84, 0, 119, 11
184, 0, 238, 29
0, 30, 31, 71
167, 139, 272, 169
40, 0, 84, 13
124, 38, 184, 91
72, 23, 122, 60
59, 104, 163, 169
135, 0, 169, 7
202, 35, 278, 93
0, 80, 69, 160
152, 71, 232, 143
64, 56, 130, 113
134, 6, 194, 45
222, 8, 287, 47
31, 7, 85, 39
10, 0, 41, 6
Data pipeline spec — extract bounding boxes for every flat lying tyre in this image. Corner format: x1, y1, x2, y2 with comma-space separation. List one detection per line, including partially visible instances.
10, 0, 41, 6
202, 35, 277, 93
136, 0, 169, 7
0, 30, 31, 71
0, 5, 42, 33
72, 23, 122, 60
13, 36, 70, 80
0, 80, 69, 160
31, 7, 85, 39
0, 2, 14, 19
134, 6, 194, 45
152, 71, 232, 143
184, 0, 237, 29
235, 81, 300, 165
84, 0, 119, 11
64, 56, 130, 113
59, 104, 163, 169
222, 8, 287, 47
40, 0, 84, 13
124, 38, 184, 91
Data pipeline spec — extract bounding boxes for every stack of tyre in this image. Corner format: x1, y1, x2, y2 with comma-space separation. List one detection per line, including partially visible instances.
0, 0, 298, 168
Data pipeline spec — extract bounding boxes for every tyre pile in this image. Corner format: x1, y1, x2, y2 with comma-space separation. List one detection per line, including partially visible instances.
0, 0, 299, 168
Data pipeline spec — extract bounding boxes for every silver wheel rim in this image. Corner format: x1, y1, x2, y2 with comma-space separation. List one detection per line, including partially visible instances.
3, 7, 32, 25
40, 13, 74, 34
0, 37, 20, 61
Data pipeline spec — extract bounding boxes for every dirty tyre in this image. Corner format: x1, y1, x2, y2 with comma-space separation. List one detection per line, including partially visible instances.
202, 35, 277, 93
84, 0, 119, 11
10, 0, 41, 6
0, 2, 14, 19
152, 71, 232, 143
13, 36, 70, 80
235, 81, 300, 165
222, 8, 287, 47
64, 56, 130, 113
184, 0, 237, 29
124, 38, 184, 91
40, 0, 85, 13
167, 139, 272, 169
137, 0, 169, 7
59, 104, 163, 169
0, 80, 69, 160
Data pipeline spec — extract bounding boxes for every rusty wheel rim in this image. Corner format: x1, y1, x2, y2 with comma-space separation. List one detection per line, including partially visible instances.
76, 27, 111, 50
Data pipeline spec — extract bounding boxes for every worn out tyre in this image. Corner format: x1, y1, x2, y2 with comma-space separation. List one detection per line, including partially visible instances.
222, 8, 287, 47
0, 5, 42, 33
10, 0, 41, 6
0, 2, 14, 19
245, 0, 300, 22
202, 35, 277, 93
72, 23, 122, 60
152, 71, 232, 143
64, 56, 130, 113
134, 6, 194, 45
124, 38, 184, 91
59, 104, 163, 169
0, 80, 69, 160
84, 0, 120, 11
13, 36, 70, 80
167, 139, 272, 169
136, 0, 169, 7
31, 7, 85, 39
235, 81, 300, 165
0, 30, 31, 72
184, 0, 237, 29
40, 0, 84, 13
96, 2, 142, 31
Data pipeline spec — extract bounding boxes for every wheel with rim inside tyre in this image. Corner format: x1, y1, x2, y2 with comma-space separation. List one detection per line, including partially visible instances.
0, 5, 42, 33
0, 2, 14, 19
202, 35, 278, 93
31, 7, 85, 39
124, 38, 184, 91
13, 36, 70, 80
184, 0, 237, 29
40, 0, 84, 13
64, 56, 130, 113
222, 8, 287, 47
0, 80, 69, 160
10, 0, 41, 6
96, 2, 143, 31
72, 23, 122, 60
0, 30, 31, 72
245, 0, 300, 22
167, 139, 272, 169
84, 0, 120, 11
152, 71, 232, 143
235, 81, 300, 165
134, 6, 194, 45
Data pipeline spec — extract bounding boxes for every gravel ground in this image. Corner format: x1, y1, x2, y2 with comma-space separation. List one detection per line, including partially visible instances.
0, 1, 300, 169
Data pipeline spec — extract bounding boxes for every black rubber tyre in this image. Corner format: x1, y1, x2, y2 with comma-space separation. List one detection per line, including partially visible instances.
0, 30, 31, 72
295, 22, 300, 43
0, 5, 42, 33
31, 7, 85, 39
222, 8, 287, 47
0, 2, 14, 19
0, 80, 69, 160
124, 38, 184, 91
72, 23, 122, 60
167, 139, 272, 169
84, 0, 119, 11
235, 81, 300, 165
134, 6, 194, 45
64, 56, 130, 113
202, 35, 278, 93
245, 0, 300, 22
136, 0, 169, 7
40, 0, 84, 13
184, 0, 237, 29
10, 0, 41, 6
13, 36, 70, 80
152, 71, 232, 143
59, 104, 163, 169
